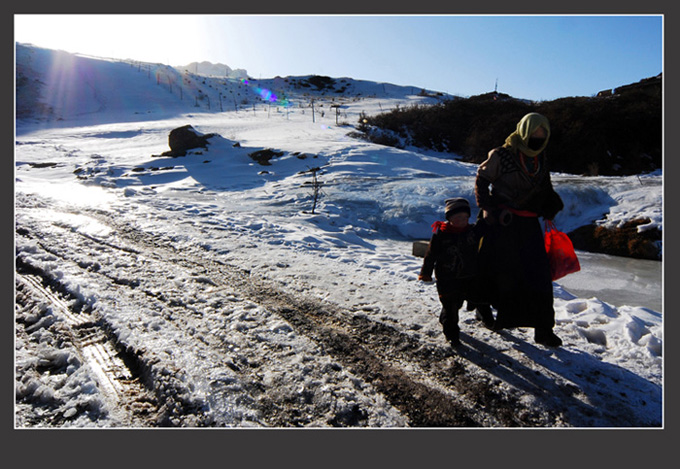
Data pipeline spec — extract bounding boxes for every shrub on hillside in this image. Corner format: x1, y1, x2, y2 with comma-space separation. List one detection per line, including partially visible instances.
359, 83, 661, 176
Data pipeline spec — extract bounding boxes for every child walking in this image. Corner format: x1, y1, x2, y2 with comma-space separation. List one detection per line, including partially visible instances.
418, 198, 493, 346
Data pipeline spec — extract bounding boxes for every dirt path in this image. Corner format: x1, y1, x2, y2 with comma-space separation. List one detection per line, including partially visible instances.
14, 192, 661, 427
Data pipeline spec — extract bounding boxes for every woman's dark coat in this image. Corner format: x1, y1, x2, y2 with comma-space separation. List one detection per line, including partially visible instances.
475, 145, 564, 329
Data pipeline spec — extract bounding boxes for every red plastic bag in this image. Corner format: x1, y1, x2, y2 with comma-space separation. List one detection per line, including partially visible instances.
544, 220, 580, 281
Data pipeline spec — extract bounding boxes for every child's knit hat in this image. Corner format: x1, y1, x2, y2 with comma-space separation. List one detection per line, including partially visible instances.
445, 198, 471, 218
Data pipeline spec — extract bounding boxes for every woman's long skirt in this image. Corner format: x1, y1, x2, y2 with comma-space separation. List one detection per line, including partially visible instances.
480, 215, 555, 330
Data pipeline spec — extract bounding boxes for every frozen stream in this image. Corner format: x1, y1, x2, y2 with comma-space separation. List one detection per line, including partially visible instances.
558, 250, 662, 313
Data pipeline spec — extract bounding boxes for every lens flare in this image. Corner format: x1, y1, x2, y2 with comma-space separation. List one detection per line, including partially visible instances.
240, 78, 288, 106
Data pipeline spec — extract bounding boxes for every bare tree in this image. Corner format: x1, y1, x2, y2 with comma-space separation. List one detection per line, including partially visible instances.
304, 166, 323, 214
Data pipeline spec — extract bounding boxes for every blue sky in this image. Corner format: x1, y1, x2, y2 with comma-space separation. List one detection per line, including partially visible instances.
14, 14, 662, 101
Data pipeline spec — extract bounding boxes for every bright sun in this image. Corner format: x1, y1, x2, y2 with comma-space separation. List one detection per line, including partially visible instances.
15, 14, 212, 65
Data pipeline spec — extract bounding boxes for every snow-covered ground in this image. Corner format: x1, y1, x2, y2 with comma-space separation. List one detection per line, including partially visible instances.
14, 44, 663, 428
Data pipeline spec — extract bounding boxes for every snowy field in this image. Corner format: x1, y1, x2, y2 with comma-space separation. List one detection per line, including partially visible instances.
14, 45, 663, 428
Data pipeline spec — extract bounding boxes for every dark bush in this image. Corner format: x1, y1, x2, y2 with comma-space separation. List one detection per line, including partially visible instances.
360, 77, 661, 176
306, 75, 336, 91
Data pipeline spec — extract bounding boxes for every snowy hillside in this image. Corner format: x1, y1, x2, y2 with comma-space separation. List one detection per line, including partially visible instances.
16, 43, 444, 125
14, 44, 663, 428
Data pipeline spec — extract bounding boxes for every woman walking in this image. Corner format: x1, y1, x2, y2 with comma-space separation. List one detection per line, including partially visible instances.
475, 112, 564, 347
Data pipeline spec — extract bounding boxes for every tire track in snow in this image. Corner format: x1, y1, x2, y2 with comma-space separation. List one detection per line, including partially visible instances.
15, 268, 159, 427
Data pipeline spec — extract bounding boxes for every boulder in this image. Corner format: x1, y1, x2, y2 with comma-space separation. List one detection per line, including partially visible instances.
161, 125, 216, 157
568, 218, 661, 260
248, 148, 284, 166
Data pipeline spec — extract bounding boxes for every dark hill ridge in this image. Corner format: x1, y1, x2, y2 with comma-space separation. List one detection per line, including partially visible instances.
359, 74, 662, 177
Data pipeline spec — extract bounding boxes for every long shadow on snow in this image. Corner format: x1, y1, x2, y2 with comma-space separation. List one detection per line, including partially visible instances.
457, 331, 661, 427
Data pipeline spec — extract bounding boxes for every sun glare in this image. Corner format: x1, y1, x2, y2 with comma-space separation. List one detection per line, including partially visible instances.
16, 14, 212, 66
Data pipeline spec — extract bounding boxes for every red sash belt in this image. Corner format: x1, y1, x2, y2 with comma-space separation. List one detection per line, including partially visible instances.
500, 204, 538, 218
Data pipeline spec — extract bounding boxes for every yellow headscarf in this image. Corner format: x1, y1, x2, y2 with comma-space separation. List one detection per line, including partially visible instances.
504, 112, 551, 157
